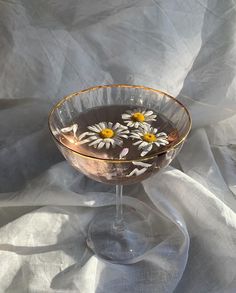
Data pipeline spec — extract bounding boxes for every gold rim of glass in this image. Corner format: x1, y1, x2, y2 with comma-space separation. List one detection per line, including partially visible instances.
48, 84, 192, 163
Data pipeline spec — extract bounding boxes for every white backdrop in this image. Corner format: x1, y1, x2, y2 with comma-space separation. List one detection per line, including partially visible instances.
0, 1, 236, 292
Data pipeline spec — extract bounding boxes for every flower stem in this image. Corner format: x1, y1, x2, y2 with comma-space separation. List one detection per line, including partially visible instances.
114, 185, 125, 231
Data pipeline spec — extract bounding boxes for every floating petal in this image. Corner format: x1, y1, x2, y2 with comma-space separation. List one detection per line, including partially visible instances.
132, 161, 152, 167
119, 148, 129, 159
126, 167, 147, 177
61, 124, 77, 133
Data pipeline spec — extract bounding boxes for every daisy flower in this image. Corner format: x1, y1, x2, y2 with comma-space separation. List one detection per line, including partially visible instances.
121, 108, 157, 128
130, 125, 169, 157
77, 122, 129, 149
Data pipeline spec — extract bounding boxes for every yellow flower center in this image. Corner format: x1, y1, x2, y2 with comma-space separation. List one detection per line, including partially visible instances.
132, 112, 145, 122
143, 133, 157, 143
100, 128, 114, 138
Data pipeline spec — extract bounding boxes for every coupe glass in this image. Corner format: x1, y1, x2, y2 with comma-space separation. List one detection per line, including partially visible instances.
48, 84, 191, 264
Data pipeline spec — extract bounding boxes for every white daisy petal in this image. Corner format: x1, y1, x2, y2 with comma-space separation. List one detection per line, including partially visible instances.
94, 123, 102, 131
156, 132, 168, 137
116, 128, 127, 133
148, 127, 154, 132
126, 168, 138, 177
94, 138, 103, 143
99, 122, 106, 129
61, 125, 74, 133
122, 114, 131, 119
122, 130, 130, 134
103, 138, 114, 143
108, 122, 113, 128
146, 144, 153, 152
113, 122, 122, 130
120, 124, 128, 129
61, 123, 78, 134
153, 128, 158, 134
61, 127, 72, 133
134, 122, 139, 128
126, 167, 148, 177
145, 110, 154, 116
127, 122, 134, 127
119, 127, 128, 132
141, 150, 149, 157
88, 125, 100, 132
89, 139, 100, 146
133, 140, 142, 145
119, 134, 128, 138
77, 139, 90, 145
138, 141, 149, 149
130, 134, 140, 139
154, 142, 160, 147
135, 167, 148, 176
78, 132, 89, 140
72, 124, 78, 136
158, 140, 169, 145
114, 138, 123, 146
132, 161, 152, 167
89, 135, 99, 141
146, 115, 157, 120
87, 136, 96, 142
157, 137, 168, 142
110, 139, 115, 146
98, 141, 105, 149
158, 137, 167, 142
119, 148, 129, 159
86, 132, 98, 136
105, 142, 110, 149
104, 122, 109, 128
139, 122, 148, 128
141, 125, 149, 132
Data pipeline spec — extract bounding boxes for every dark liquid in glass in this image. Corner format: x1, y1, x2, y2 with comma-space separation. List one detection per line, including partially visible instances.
58, 105, 178, 160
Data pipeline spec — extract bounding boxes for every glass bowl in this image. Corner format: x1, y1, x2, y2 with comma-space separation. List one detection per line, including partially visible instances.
48, 84, 191, 264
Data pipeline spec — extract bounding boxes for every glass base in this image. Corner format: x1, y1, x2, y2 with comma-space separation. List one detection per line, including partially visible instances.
87, 205, 154, 264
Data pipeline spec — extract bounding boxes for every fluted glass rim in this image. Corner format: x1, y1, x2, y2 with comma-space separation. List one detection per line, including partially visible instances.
48, 84, 192, 163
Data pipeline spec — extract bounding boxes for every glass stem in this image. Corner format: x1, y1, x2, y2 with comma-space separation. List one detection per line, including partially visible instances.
114, 184, 125, 231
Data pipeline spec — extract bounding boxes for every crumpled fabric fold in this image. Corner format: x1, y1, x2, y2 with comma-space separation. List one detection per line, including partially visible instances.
0, 0, 236, 292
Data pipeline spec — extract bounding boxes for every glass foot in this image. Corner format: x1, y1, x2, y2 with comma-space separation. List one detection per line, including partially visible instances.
87, 205, 155, 264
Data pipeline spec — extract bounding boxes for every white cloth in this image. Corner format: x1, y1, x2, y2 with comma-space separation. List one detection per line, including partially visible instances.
0, 0, 236, 292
